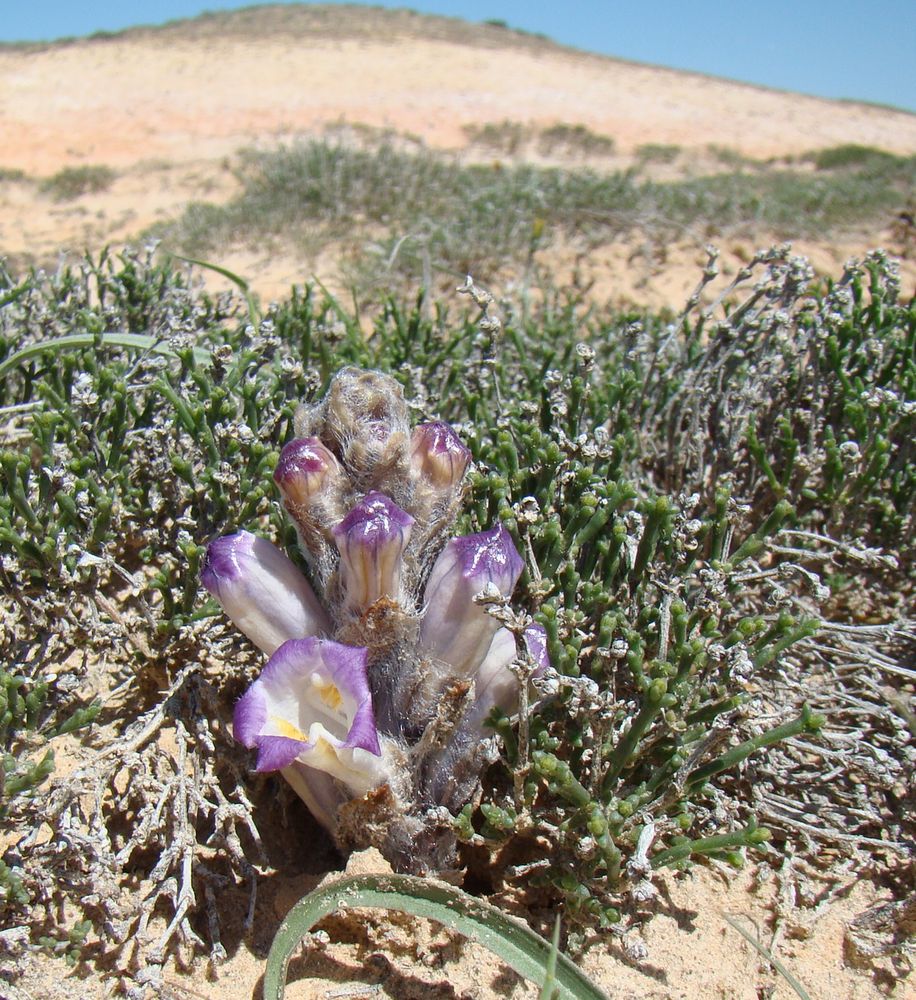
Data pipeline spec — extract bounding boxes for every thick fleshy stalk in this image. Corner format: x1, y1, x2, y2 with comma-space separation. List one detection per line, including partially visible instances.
332, 492, 414, 615
419, 524, 525, 679
420, 624, 550, 807
202, 531, 330, 654
233, 637, 389, 810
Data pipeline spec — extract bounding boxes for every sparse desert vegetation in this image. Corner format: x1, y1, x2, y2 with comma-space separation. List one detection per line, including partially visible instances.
0, 6, 914, 999
147, 135, 916, 295
38, 164, 117, 201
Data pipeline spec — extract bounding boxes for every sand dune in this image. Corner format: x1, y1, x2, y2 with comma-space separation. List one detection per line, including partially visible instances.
2, 6, 914, 173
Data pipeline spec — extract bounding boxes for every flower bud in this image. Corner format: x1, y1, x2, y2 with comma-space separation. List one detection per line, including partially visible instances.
274, 437, 344, 508
410, 422, 471, 489
202, 531, 330, 654
419, 524, 525, 678
274, 437, 349, 570
332, 493, 414, 615
323, 368, 411, 487
465, 624, 550, 730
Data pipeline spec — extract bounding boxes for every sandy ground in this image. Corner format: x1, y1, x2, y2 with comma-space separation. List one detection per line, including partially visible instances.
0, 7, 913, 999
5, 842, 905, 1000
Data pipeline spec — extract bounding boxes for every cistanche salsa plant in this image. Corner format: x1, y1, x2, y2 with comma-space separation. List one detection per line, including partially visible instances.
203, 367, 548, 872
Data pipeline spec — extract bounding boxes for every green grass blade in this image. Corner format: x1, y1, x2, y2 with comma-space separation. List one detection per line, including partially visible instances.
723, 914, 811, 1000
167, 252, 261, 330
539, 913, 562, 1000
0, 332, 210, 380
264, 873, 608, 1000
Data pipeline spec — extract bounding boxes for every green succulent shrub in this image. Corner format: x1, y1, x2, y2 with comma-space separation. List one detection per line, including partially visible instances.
0, 245, 911, 971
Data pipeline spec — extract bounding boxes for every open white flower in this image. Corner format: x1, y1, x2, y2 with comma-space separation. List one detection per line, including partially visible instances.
233, 636, 393, 830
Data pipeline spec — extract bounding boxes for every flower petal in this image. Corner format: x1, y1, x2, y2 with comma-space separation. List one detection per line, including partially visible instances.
470, 627, 517, 716
280, 760, 342, 831
419, 524, 525, 677
202, 531, 330, 654
522, 623, 550, 674
232, 637, 387, 802
464, 624, 551, 732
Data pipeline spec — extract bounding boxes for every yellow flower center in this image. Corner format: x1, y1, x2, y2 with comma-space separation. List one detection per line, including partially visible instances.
274, 718, 308, 741
315, 679, 343, 710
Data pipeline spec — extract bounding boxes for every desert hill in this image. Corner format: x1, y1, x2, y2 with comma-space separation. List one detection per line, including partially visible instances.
3, 3, 914, 170
1, 2, 914, 302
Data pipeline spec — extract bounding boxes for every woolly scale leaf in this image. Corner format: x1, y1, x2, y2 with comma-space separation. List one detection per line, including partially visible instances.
264, 873, 609, 1000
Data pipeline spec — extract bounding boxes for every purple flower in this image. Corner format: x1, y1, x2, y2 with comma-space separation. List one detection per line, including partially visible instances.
203, 368, 554, 865
464, 624, 550, 730
411, 422, 471, 489
233, 637, 390, 817
332, 493, 414, 614
419, 524, 525, 677
202, 531, 330, 654
274, 437, 344, 508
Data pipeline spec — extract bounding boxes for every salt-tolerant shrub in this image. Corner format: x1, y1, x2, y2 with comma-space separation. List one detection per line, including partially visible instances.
0, 247, 911, 979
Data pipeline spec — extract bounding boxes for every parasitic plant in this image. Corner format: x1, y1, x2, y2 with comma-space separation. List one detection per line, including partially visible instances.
203, 367, 546, 872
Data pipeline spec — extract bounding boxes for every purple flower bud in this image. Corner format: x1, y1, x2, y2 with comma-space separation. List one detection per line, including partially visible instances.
411, 422, 471, 489
332, 493, 414, 614
419, 524, 525, 677
464, 624, 551, 731
274, 437, 344, 508
233, 637, 390, 809
202, 531, 330, 654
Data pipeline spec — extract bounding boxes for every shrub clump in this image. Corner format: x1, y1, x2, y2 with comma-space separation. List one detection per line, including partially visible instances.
0, 246, 911, 977
39, 164, 117, 201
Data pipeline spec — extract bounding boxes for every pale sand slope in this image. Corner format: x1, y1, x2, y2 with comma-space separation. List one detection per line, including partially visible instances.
1, 7, 914, 305
3, 14, 915, 173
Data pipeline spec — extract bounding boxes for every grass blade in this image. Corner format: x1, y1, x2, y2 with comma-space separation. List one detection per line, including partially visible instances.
264, 872, 609, 1000
0, 332, 210, 380
539, 913, 562, 1000
167, 252, 261, 330
723, 913, 811, 1000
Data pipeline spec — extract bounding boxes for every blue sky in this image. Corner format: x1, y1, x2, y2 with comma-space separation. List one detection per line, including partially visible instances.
4, 1, 915, 113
